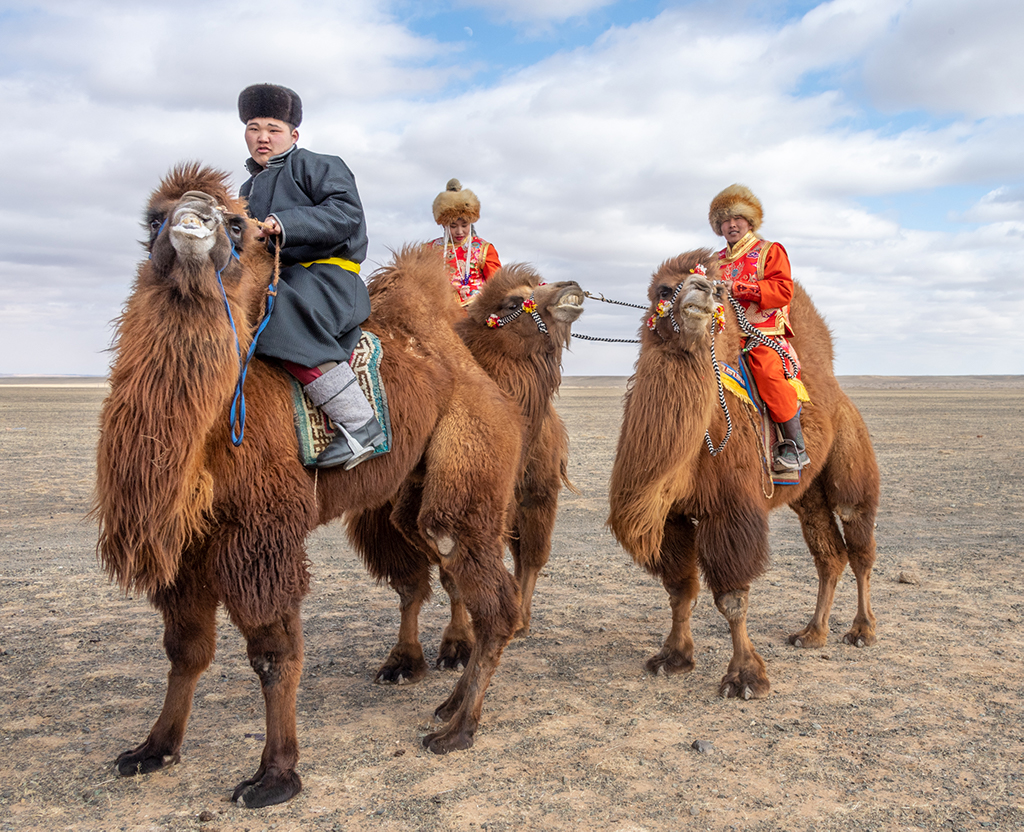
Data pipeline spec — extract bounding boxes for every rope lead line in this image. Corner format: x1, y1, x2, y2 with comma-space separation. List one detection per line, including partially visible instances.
704, 324, 732, 456
221, 243, 281, 447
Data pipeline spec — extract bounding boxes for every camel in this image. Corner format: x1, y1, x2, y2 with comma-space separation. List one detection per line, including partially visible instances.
94, 163, 523, 808
347, 265, 583, 684
607, 249, 879, 700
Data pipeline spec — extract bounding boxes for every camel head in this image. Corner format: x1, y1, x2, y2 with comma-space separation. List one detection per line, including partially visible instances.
143, 163, 254, 298
463, 264, 584, 353
644, 248, 726, 355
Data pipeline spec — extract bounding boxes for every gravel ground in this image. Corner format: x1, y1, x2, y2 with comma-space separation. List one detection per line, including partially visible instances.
0, 375, 1022, 831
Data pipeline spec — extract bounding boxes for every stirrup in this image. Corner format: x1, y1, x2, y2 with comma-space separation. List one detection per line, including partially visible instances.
773, 439, 809, 472
316, 420, 382, 470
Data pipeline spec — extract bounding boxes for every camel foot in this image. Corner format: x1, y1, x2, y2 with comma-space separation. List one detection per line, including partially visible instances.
436, 637, 473, 672
787, 626, 828, 649
232, 768, 302, 808
644, 647, 696, 676
719, 667, 770, 701
422, 721, 475, 754
375, 647, 429, 685
116, 743, 179, 776
842, 625, 877, 648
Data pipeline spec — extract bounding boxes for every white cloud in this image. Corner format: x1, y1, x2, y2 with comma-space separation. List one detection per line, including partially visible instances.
1, 0, 1022, 377
862, 0, 1024, 118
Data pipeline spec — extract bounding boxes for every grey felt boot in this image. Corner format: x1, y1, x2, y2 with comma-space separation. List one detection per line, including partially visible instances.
774, 412, 810, 472
304, 362, 384, 470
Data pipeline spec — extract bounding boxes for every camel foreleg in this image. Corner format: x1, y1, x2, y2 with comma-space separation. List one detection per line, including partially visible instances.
116, 564, 218, 777
645, 514, 700, 676
508, 476, 560, 637
437, 566, 475, 670
714, 588, 770, 700
231, 605, 304, 808
348, 503, 433, 684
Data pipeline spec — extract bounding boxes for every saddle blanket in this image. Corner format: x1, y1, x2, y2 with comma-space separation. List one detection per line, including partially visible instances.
718, 356, 810, 487
289, 331, 392, 467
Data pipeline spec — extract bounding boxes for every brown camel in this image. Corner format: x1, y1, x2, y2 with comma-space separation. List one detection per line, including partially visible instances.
94, 164, 522, 808
607, 249, 879, 700
347, 264, 583, 684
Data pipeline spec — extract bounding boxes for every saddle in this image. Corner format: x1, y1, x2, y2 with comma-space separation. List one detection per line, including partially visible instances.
718, 349, 809, 486
288, 332, 392, 467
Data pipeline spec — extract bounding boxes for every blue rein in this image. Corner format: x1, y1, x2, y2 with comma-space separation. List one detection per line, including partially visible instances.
214, 243, 277, 447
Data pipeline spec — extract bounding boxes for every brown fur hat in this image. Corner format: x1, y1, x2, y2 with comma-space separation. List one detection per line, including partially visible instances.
708, 184, 763, 235
238, 84, 302, 127
432, 179, 481, 226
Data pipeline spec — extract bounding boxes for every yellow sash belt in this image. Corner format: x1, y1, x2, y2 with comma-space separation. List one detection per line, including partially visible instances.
299, 257, 361, 274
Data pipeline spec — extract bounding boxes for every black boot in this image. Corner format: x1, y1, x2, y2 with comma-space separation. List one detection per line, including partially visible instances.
774, 413, 810, 472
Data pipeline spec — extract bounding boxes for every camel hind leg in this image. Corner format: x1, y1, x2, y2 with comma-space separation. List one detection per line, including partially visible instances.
116, 552, 218, 776
787, 478, 850, 648
819, 402, 880, 647
416, 390, 521, 753
425, 538, 519, 753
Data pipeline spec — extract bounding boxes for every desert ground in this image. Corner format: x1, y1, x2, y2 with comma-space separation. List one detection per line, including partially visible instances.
1, 374, 1022, 832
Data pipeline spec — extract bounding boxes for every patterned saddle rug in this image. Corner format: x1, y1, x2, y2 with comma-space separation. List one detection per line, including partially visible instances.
718, 351, 810, 487
289, 331, 392, 467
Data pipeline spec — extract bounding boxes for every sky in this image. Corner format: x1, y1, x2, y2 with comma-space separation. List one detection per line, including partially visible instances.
2, 0, 1023, 377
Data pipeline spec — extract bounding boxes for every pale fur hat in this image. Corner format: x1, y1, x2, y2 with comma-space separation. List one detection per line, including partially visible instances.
432, 179, 481, 226
708, 184, 764, 236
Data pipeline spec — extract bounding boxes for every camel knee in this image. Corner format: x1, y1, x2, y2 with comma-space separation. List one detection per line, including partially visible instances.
163, 629, 215, 674
426, 528, 457, 558
714, 590, 749, 622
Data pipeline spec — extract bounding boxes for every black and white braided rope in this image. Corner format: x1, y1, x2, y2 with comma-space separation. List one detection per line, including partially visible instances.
726, 294, 799, 378
704, 324, 732, 456
583, 291, 648, 310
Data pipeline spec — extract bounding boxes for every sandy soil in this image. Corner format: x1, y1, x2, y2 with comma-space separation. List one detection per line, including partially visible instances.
1, 375, 1022, 831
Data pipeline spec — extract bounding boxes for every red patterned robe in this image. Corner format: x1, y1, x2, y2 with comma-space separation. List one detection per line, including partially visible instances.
430, 235, 502, 306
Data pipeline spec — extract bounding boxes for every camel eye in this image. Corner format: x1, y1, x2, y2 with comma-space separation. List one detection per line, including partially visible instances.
226, 218, 245, 245
502, 296, 524, 314
657, 285, 673, 300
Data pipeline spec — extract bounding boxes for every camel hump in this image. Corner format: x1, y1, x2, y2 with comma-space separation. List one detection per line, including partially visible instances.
446, 178, 462, 191
366, 244, 463, 334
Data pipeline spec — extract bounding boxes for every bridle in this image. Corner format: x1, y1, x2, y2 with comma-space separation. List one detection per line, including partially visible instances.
158, 192, 280, 447
486, 292, 548, 334
646, 265, 734, 456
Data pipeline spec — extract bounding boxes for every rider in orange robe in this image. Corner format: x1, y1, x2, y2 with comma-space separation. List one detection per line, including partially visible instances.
710, 184, 809, 471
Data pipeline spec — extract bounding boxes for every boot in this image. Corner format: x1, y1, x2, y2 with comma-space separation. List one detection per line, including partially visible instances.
774, 412, 810, 472
304, 362, 384, 470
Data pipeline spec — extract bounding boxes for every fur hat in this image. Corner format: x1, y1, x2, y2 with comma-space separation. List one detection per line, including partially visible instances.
432, 179, 481, 226
238, 84, 302, 127
708, 184, 763, 236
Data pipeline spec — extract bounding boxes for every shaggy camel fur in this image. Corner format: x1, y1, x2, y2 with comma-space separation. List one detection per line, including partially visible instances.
347, 266, 583, 684
95, 164, 522, 808
608, 249, 879, 700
